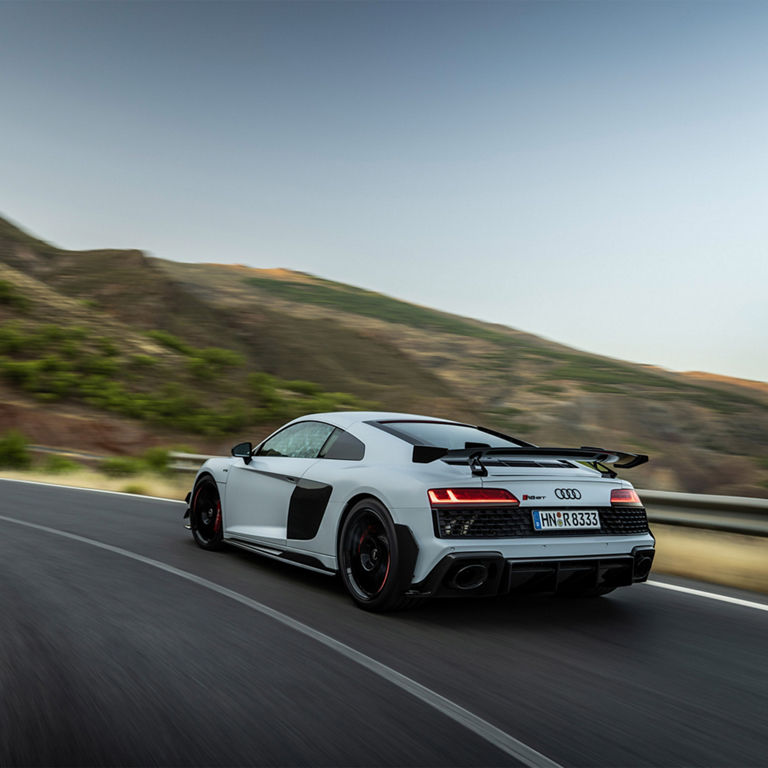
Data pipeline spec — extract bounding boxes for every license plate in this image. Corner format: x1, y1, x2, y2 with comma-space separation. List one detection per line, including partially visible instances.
532, 509, 600, 531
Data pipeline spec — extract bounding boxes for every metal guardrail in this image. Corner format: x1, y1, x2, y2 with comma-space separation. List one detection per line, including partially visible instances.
167, 453, 768, 537
638, 489, 768, 537
169, 451, 217, 473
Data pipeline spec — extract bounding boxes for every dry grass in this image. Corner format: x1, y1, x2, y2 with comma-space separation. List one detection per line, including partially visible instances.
0, 468, 191, 501
652, 523, 768, 594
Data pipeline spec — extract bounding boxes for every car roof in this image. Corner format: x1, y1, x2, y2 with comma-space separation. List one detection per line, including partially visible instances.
292, 410, 464, 429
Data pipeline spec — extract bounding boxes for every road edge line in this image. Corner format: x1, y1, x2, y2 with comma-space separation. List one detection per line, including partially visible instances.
0, 477, 185, 503
646, 580, 768, 612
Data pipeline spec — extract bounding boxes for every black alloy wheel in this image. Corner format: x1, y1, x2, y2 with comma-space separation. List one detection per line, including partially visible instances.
338, 499, 421, 612
190, 476, 224, 550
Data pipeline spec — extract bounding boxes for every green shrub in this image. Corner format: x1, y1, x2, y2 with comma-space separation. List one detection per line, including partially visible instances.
0, 359, 42, 388
284, 379, 321, 395
121, 483, 148, 495
0, 430, 31, 468
0, 280, 30, 311
142, 447, 170, 474
100, 457, 144, 476
187, 356, 214, 381
33, 391, 60, 402
97, 337, 119, 357
38, 354, 67, 373
197, 347, 245, 367
213, 398, 252, 432
78, 355, 119, 377
58, 338, 82, 358
42, 454, 81, 474
146, 330, 194, 356
248, 372, 283, 409
130, 354, 157, 368
42, 370, 80, 398
0, 323, 28, 354
248, 371, 276, 392
37, 324, 68, 344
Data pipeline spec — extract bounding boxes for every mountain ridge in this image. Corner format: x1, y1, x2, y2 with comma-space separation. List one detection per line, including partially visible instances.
1, 213, 766, 497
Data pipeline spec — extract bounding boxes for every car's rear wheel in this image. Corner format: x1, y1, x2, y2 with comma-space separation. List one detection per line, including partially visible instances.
190, 476, 224, 550
338, 499, 422, 612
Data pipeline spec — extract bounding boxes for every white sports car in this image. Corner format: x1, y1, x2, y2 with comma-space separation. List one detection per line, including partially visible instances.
184, 411, 655, 611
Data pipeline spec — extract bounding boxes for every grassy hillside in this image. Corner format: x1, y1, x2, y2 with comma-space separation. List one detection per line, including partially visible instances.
0, 224, 375, 441
243, 273, 765, 414
1, 213, 767, 496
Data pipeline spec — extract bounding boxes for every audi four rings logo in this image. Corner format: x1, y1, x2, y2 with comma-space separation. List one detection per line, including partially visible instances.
554, 488, 582, 500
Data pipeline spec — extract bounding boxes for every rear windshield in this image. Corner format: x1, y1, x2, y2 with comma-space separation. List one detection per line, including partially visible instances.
372, 421, 524, 450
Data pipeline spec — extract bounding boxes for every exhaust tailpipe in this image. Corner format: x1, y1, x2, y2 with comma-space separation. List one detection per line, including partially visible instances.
448, 563, 489, 591
633, 549, 655, 580
634, 556, 653, 580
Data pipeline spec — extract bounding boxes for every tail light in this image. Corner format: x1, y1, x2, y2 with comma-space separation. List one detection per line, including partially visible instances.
428, 488, 520, 505
611, 488, 642, 506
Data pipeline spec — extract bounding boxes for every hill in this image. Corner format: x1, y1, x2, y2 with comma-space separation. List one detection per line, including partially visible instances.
1, 213, 767, 497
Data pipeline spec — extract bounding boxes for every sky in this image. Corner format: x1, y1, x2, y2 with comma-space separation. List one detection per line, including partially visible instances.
1, 0, 767, 382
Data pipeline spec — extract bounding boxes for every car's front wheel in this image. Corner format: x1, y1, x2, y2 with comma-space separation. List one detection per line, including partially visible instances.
338, 498, 421, 612
190, 476, 224, 550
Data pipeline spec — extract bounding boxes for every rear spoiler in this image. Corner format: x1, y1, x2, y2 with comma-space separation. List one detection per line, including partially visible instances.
412, 445, 649, 477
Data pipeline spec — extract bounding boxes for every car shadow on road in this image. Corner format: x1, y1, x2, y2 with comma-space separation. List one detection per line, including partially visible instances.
214, 540, 651, 635
405, 589, 646, 631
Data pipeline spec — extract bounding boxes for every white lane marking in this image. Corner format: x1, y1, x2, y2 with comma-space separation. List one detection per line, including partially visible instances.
647, 580, 768, 612
0, 477, 185, 503
0, 514, 560, 768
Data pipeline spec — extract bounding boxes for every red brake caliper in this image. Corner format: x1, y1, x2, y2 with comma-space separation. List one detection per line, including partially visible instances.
214, 501, 222, 534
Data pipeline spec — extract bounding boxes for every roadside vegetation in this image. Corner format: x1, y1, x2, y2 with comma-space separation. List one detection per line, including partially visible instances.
0, 429, 31, 469
0, 321, 373, 435
0, 430, 189, 497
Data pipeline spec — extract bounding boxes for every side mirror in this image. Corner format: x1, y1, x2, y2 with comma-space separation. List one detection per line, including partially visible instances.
231, 441, 253, 465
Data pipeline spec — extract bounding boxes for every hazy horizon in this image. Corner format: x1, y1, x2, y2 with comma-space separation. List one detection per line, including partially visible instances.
1, 0, 766, 382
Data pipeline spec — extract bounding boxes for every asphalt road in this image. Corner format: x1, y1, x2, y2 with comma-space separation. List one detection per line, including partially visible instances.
1, 480, 767, 767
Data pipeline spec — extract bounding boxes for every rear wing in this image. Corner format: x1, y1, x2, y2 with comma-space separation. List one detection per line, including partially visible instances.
412, 445, 649, 477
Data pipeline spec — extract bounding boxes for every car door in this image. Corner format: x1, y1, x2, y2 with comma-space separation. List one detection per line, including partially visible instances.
224, 420, 336, 549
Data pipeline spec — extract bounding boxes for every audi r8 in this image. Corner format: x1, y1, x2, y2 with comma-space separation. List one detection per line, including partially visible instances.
184, 411, 655, 611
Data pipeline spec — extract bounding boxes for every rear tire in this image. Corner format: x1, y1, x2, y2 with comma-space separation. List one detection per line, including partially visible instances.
338, 499, 422, 612
190, 476, 224, 551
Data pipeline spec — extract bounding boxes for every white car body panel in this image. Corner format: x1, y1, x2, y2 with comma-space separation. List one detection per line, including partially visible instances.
224, 456, 319, 547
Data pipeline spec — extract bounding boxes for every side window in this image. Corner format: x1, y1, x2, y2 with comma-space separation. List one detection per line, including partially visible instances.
257, 421, 335, 459
318, 428, 365, 461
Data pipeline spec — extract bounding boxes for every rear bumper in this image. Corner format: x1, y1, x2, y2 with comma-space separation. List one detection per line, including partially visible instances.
407, 546, 655, 598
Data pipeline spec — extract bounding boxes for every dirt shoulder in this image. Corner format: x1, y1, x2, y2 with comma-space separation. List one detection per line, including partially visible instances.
651, 523, 768, 595
0, 469, 191, 501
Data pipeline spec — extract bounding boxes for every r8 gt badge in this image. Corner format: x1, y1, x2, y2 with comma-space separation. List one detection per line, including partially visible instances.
555, 488, 582, 500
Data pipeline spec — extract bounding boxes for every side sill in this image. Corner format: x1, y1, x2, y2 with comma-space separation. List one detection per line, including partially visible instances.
227, 538, 336, 577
